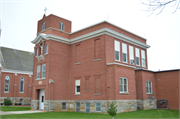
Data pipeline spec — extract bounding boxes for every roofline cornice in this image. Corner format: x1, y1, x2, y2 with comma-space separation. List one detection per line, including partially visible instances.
31, 28, 150, 49
1, 69, 33, 75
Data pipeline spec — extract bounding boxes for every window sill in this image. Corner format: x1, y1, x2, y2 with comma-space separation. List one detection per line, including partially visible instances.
74, 94, 81, 95
119, 92, 129, 95
115, 60, 121, 62
85, 90, 90, 92
94, 93, 102, 95
75, 62, 81, 65
19, 92, 24, 93
36, 78, 45, 80
94, 58, 101, 61
123, 61, 128, 64
4, 92, 9, 93
146, 93, 153, 95
44, 53, 48, 55
41, 78, 45, 79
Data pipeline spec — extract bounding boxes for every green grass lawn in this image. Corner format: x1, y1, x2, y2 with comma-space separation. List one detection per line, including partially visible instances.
1, 109, 179, 118
1, 106, 31, 112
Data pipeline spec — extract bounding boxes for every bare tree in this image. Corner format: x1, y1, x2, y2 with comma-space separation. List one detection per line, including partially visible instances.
140, 0, 180, 15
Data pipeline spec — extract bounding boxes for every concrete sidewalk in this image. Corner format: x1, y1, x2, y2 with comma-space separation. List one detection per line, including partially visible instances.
0, 110, 44, 115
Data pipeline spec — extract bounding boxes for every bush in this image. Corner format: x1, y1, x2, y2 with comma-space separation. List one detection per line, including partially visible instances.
4, 97, 12, 107
107, 102, 117, 119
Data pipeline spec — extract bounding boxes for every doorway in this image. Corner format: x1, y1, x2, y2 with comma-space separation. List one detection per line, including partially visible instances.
39, 89, 45, 110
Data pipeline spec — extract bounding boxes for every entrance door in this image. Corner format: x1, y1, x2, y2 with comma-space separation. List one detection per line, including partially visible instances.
39, 89, 45, 110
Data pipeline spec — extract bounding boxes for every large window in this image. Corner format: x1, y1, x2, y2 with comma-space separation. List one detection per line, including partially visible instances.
76, 103, 80, 112
114, 40, 120, 61
37, 65, 40, 79
135, 48, 140, 66
141, 50, 146, 67
75, 80, 80, 94
4, 76, 10, 93
45, 44, 48, 54
42, 22, 46, 30
20, 77, 24, 93
122, 43, 127, 63
59, 22, 64, 31
146, 81, 152, 94
42, 64, 46, 79
119, 77, 128, 93
129, 46, 134, 65
96, 103, 101, 112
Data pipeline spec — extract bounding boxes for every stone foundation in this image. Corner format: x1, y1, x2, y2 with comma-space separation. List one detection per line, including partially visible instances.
137, 99, 156, 110
0, 97, 31, 105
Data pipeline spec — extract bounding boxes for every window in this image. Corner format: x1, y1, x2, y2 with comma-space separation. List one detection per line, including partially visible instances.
122, 43, 127, 63
85, 103, 90, 113
75, 44, 81, 63
42, 64, 46, 79
96, 103, 101, 112
119, 77, 128, 93
36, 48, 38, 56
135, 48, 140, 66
129, 46, 134, 65
20, 77, 24, 93
45, 44, 48, 54
114, 40, 120, 61
4, 76, 10, 93
76, 103, 80, 112
94, 39, 101, 59
59, 22, 64, 31
62, 102, 66, 110
75, 80, 80, 94
146, 81, 152, 94
42, 22, 46, 30
85, 78, 89, 91
37, 65, 40, 79
141, 50, 146, 67
39, 43, 43, 55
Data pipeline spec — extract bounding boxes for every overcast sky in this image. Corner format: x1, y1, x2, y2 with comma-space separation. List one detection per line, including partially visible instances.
0, 0, 179, 71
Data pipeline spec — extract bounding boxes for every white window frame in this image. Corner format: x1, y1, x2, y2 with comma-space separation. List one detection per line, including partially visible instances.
4, 75, 10, 93
141, 50, 146, 67
119, 77, 128, 93
42, 64, 46, 79
122, 43, 127, 63
75, 80, 80, 94
135, 48, 140, 66
36, 48, 38, 56
114, 40, 120, 61
37, 65, 40, 79
42, 22, 46, 30
19, 77, 24, 93
95, 103, 101, 112
129, 45, 134, 65
45, 44, 48, 54
62, 102, 67, 110
59, 22, 64, 31
146, 81, 152, 94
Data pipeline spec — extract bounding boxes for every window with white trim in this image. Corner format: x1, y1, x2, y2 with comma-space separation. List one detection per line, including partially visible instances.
114, 40, 120, 61
59, 22, 64, 31
119, 77, 128, 93
62, 102, 66, 110
42, 22, 46, 30
122, 43, 127, 63
37, 65, 40, 79
141, 50, 146, 67
20, 77, 24, 93
129, 46, 134, 65
135, 48, 140, 66
36, 48, 38, 56
75, 80, 80, 94
42, 64, 46, 79
96, 103, 101, 112
146, 81, 152, 94
4, 76, 10, 93
45, 44, 48, 54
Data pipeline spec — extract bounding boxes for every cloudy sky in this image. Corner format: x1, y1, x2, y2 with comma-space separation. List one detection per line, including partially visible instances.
0, 0, 179, 71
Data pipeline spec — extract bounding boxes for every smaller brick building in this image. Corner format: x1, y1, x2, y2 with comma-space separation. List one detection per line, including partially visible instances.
0, 47, 34, 105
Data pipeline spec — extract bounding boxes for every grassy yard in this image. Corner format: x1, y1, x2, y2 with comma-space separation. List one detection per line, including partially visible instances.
1, 109, 179, 118
1, 106, 31, 112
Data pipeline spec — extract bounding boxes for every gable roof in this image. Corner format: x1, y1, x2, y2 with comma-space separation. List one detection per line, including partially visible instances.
0, 47, 34, 72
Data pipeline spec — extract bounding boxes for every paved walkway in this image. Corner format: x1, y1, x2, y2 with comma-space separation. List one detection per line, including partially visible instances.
0, 110, 44, 115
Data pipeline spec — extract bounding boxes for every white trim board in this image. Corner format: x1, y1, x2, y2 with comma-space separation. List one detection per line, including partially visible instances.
32, 28, 150, 49
1, 69, 33, 75
107, 62, 136, 69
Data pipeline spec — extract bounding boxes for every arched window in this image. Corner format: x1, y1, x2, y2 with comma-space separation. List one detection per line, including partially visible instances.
42, 22, 46, 30
4, 76, 10, 93
39, 43, 43, 55
59, 22, 64, 31
20, 77, 24, 93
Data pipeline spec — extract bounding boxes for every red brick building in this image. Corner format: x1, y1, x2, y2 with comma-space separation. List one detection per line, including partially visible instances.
28, 14, 179, 112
